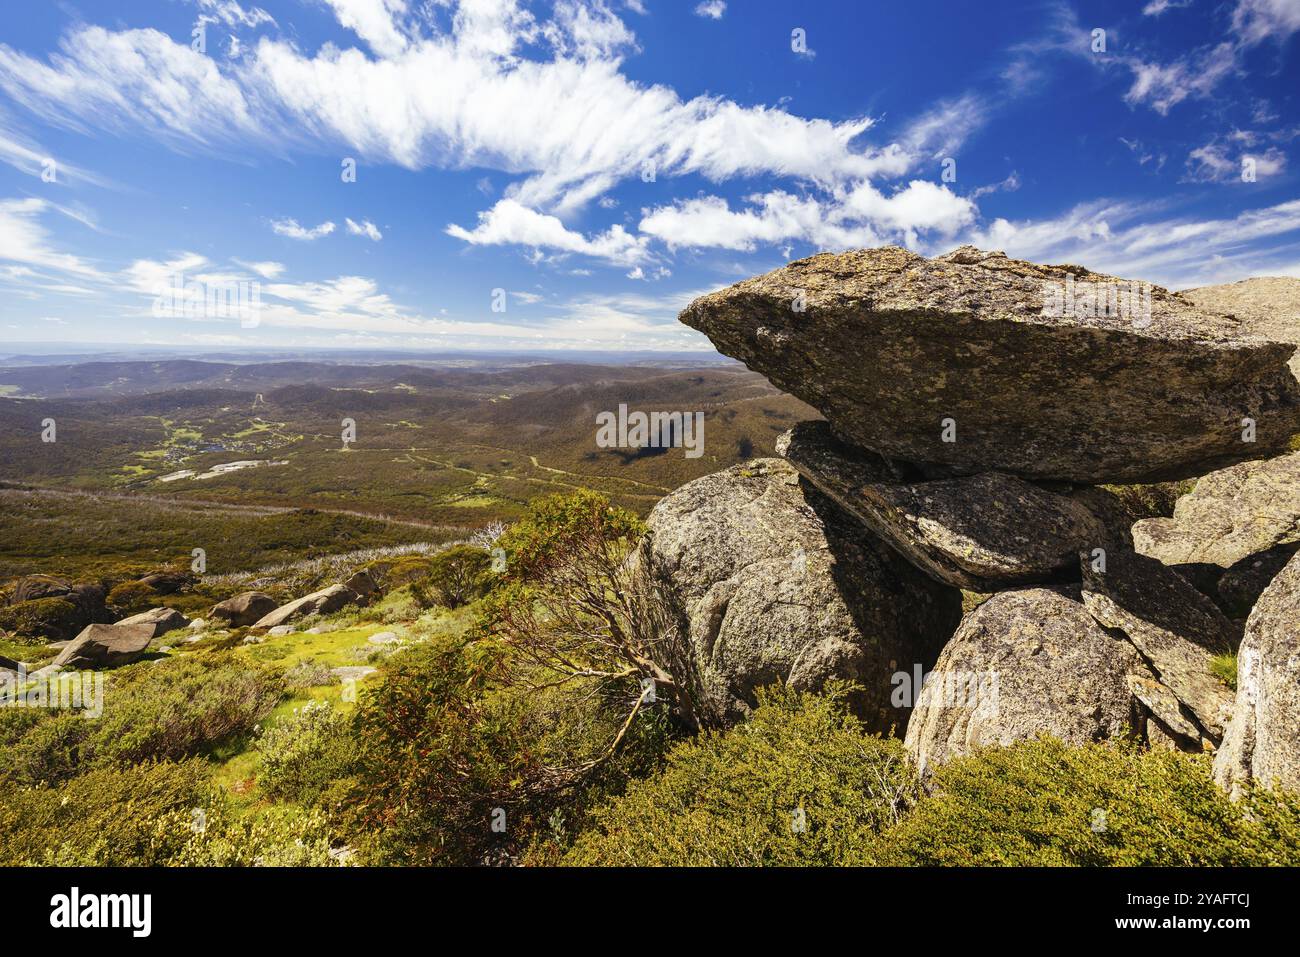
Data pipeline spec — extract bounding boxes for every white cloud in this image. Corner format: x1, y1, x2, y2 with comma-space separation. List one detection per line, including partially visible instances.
0, 197, 105, 279
1232, 0, 1300, 44
233, 258, 285, 278
0, 114, 112, 187
1184, 135, 1288, 182
544, 0, 639, 59
194, 0, 275, 28
694, 1, 726, 20
1121, 1, 1300, 114
447, 198, 649, 265
0, 10, 884, 216
319, 0, 411, 58
640, 181, 976, 253
1123, 42, 1239, 115
271, 218, 337, 240
959, 197, 1300, 287
969, 170, 1021, 200
1141, 0, 1191, 16
123, 252, 211, 294
345, 217, 384, 241
0, 27, 262, 151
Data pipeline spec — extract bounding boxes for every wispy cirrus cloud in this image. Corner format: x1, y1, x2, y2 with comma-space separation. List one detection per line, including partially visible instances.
270, 218, 337, 241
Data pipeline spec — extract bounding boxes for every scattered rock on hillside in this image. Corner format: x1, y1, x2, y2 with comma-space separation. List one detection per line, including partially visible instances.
0, 597, 84, 642
331, 665, 377, 682
680, 245, 1300, 482
903, 587, 1143, 773
252, 584, 361, 630
52, 622, 156, 669
344, 569, 380, 602
11, 574, 72, 604
1183, 276, 1300, 380
1081, 549, 1235, 741
1214, 550, 1300, 797
209, 591, 278, 627
777, 420, 1107, 590
136, 571, 195, 595
637, 458, 962, 730
115, 606, 190, 638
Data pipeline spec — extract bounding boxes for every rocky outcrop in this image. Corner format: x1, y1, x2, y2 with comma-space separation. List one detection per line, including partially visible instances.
344, 569, 380, 602
115, 606, 190, 638
1214, 550, 1300, 797
777, 420, 1106, 590
903, 587, 1144, 772
209, 591, 278, 627
1081, 549, 1235, 741
252, 584, 361, 630
11, 574, 73, 604
1133, 451, 1300, 566
1, 576, 111, 642
1183, 276, 1300, 381
637, 458, 962, 730
1133, 452, 1300, 621
135, 571, 195, 595
52, 622, 156, 669
680, 245, 1300, 483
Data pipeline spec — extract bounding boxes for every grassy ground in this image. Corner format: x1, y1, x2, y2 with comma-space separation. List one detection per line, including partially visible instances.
169, 595, 478, 815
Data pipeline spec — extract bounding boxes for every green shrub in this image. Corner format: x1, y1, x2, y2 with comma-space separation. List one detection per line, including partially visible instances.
106, 580, 157, 615
0, 759, 339, 866
0, 597, 82, 641
172, 802, 337, 867
411, 545, 492, 609
344, 633, 675, 866
376, 556, 435, 589
563, 685, 914, 866
284, 659, 334, 689
873, 737, 1300, 866
0, 653, 284, 786
0, 760, 213, 866
344, 637, 545, 865
257, 701, 356, 805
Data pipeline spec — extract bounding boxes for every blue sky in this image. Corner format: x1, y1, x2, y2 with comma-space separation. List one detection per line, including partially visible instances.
0, 0, 1298, 352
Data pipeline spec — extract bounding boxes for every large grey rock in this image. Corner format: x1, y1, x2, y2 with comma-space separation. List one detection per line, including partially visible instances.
1126, 673, 1206, 750
344, 569, 380, 601
135, 571, 195, 594
1133, 451, 1300, 570
903, 587, 1144, 773
638, 458, 962, 730
52, 622, 156, 669
209, 591, 279, 627
1183, 276, 1300, 381
115, 606, 190, 638
11, 574, 72, 603
680, 245, 1300, 483
1214, 550, 1300, 797
777, 420, 1107, 590
1081, 549, 1235, 741
252, 584, 360, 629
